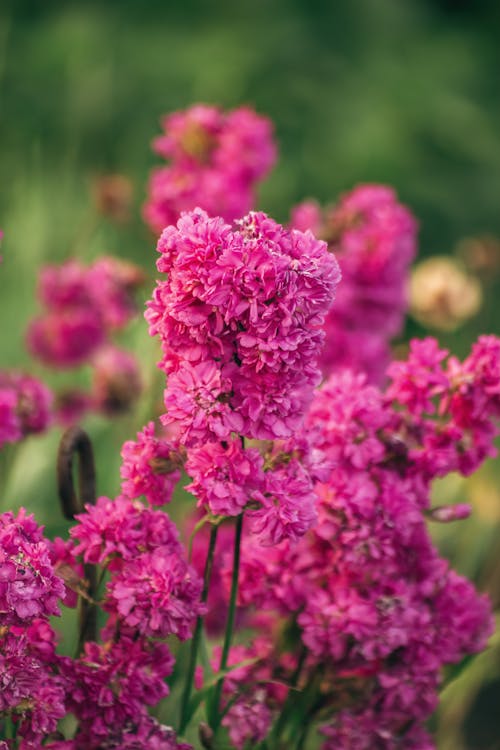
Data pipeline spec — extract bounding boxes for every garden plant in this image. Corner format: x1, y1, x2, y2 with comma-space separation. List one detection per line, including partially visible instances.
1, 105, 499, 750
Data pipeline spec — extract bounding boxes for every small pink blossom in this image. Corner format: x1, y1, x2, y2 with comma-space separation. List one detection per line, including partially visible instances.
0, 372, 53, 443
105, 548, 204, 640
185, 438, 264, 516
291, 184, 417, 384
70, 495, 181, 566
0, 509, 64, 625
144, 104, 276, 233
120, 422, 182, 506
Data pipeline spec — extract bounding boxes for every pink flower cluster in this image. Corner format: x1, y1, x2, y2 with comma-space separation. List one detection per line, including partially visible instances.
26, 257, 144, 422
147, 208, 340, 444
208, 336, 499, 749
143, 104, 276, 234
0, 492, 202, 748
59, 637, 175, 747
56, 494, 203, 745
27, 257, 143, 368
185, 436, 325, 544
0, 511, 67, 747
291, 185, 417, 383
120, 421, 182, 506
0, 509, 64, 624
0, 372, 53, 448
70, 495, 204, 639
386, 335, 500, 478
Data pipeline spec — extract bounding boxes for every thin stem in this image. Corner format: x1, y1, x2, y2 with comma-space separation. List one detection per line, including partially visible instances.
74, 565, 107, 658
270, 644, 308, 742
179, 523, 219, 734
210, 513, 244, 729
295, 721, 310, 750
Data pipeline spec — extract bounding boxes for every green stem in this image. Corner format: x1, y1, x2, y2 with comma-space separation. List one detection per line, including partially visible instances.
74, 565, 107, 658
270, 644, 307, 742
209, 513, 244, 729
3, 716, 15, 739
295, 721, 310, 750
179, 523, 219, 734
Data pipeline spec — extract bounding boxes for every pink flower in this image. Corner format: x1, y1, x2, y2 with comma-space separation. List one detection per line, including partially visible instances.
54, 389, 92, 426
289, 199, 323, 235
144, 104, 276, 233
27, 307, 105, 368
61, 636, 174, 731
248, 457, 318, 545
290, 184, 417, 384
26, 257, 143, 370
0, 509, 64, 625
386, 338, 450, 416
105, 548, 204, 640
120, 422, 182, 506
162, 360, 243, 445
0, 622, 67, 745
86, 256, 145, 331
227, 336, 499, 747
0, 372, 53, 442
148, 208, 340, 444
70, 495, 181, 566
185, 438, 264, 516
222, 699, 272, 749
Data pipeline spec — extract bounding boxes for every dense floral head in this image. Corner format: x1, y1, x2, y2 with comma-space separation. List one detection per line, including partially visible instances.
147, 208, 341, 444
26, 257, 144, 369
291, 184, 417, 383
70, 495, 181, 567
1, 623, 67, 745
27, 306, 106, 368
154, 104, 276, 179
60, 636, 174, 732
0, 508, 64, 625
120, 422, 182, 506
144, 104, 276, 233
0, 371, 53, 445
70, 495, 204, 640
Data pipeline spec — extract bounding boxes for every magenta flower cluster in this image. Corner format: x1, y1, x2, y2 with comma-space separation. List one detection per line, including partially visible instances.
143, 104, 276, 234
291, 184, 417, 383
0, 511, 67, 745
0, 496, 201, 748
60, 494, 202, 749
147, 208, 340, 444
120, 421, 182, 506
0, 372, 53, 448
25, 256, 144, 423
207, 337, 499, 749
27, 257, 137, 368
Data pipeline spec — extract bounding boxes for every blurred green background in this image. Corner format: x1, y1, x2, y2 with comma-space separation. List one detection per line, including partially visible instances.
1, 0, 500, 747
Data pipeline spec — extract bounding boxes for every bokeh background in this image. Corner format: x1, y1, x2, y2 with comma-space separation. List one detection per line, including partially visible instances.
1, 0, 500, 747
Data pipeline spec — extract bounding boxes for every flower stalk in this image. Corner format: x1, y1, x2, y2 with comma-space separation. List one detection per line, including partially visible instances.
209, 512, 244, 730
179, 522, 219, 733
